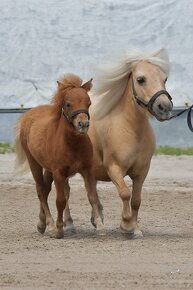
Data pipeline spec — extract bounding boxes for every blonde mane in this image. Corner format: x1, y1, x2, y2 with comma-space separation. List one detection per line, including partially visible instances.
92, 48, 170, 119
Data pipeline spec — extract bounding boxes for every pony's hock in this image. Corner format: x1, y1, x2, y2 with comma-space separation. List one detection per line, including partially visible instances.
15, 74, 103, 239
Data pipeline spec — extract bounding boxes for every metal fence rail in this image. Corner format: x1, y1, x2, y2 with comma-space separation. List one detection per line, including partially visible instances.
0, 108, 193, 146
0, 108, 30, 113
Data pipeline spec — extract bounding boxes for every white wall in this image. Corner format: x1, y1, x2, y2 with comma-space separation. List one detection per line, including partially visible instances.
0, 0, 193, 108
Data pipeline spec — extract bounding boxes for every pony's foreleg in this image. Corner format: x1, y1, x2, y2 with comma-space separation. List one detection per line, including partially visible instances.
82, 170, 104, 231
107, 164, 133, 233
53, 171, 66, 239
37, 170, 53, 234
130, 167, 150, 239
63, 180, 76, 233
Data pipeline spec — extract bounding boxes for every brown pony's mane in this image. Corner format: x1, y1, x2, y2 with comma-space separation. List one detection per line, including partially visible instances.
51, 74, 83, 115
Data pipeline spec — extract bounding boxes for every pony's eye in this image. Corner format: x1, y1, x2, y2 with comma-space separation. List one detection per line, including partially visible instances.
66, 102, 71, 108
137, 76, 145, 85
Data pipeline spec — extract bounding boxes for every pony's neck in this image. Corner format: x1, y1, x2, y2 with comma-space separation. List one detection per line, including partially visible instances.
52, 91, 65, 117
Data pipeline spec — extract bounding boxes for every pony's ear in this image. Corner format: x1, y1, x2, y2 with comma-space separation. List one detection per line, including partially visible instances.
82, 78, 93, 92
57, 80, 64, 90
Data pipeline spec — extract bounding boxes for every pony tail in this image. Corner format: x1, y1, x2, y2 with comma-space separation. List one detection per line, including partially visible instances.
14, 120, 29, 175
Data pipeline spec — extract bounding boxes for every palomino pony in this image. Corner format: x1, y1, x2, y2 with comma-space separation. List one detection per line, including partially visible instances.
15, 74, 103, 238
63, 48, 173, 238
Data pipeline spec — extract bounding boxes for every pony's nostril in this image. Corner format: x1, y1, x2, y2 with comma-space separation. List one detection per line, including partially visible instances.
85, 121, 90, 128
158, 104, 164, 111
78, 121, 84, 128
158, 103, 172, 113
78, 120, 89, 129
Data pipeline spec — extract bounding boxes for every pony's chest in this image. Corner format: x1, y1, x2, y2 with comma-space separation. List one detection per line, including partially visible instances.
57, 151, 87, 175
69, 159, 84, 173
67, 160, 83, 175
50, 138, 92, 175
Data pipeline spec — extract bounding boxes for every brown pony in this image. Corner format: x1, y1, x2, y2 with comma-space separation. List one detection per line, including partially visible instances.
15, 74, 103, 238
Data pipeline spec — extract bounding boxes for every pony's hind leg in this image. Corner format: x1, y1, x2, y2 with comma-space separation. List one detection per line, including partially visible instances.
53, 171, 66, 239
63, 180, 76, 233
37, 170, 53, 234
25, 152, 56, 235
82, 170, 104, 231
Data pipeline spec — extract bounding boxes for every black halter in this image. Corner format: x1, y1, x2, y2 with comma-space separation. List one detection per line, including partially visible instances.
132, 77, 193, 132
132, 78, 173, 121
62, 108, 90, 124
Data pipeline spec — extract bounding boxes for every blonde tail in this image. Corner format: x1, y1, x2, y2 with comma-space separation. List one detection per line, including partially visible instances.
14, 120, 29, 175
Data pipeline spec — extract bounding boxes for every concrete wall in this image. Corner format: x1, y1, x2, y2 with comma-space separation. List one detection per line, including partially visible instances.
1, 1, 193, 146
0, 0, 193, 108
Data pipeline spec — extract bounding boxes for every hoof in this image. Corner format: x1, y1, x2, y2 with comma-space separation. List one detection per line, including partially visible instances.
37, 221, 46, 234
91, 214, 104, 229
90, 216, 96, 228
90, 205, 104, 228
96, 226, 106, 236
64, 224, 76, 234
120, 225, 143, 239
120, 221, 134, 234
95, 220, 105, 236
47, 225, 64, 239
55, 228, 64, 239
132, 229, 143, 239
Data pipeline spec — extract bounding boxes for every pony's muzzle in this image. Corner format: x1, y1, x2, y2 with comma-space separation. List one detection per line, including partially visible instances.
78, 120, 89, 128
158, 102, 172, 115
153, 96, 173, 121
76, 118, 90, 133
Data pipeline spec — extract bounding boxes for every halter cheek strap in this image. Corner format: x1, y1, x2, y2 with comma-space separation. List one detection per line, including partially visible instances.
62, 108, 90, 124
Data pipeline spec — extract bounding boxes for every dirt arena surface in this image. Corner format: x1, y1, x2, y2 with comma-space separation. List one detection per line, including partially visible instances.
1, 153, 193, 290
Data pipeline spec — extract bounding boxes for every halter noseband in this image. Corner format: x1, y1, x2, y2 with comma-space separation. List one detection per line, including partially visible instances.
132, 77, 173, 120
62, 107, 90, 124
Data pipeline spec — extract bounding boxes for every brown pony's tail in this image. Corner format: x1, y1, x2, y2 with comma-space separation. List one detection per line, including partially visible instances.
14, 120, 29, 175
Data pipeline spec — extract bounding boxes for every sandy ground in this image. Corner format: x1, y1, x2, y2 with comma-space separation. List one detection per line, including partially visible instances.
0, 154, 193, 290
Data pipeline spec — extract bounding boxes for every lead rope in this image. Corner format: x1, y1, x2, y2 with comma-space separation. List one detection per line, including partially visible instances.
168, 105, 193, 132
